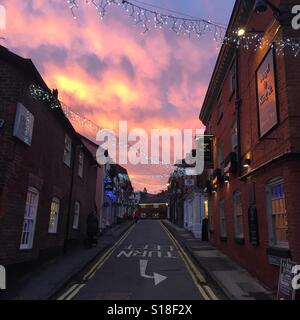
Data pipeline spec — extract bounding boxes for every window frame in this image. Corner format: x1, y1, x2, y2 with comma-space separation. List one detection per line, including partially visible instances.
20, 187, 39, 250
78, 151, 84, 178
63, 134, 72, 167
233, 191, 244, 239
72, 201, 80, 230
48, 197, 60, 234
266, 178, 289, 248
219, 199, 227, 238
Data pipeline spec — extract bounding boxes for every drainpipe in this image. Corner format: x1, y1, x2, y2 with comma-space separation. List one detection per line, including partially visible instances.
235, 48, 242, 176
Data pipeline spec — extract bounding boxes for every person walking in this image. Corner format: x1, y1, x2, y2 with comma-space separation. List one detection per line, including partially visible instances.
133, 209, 140, 224
86, 210, 99, 248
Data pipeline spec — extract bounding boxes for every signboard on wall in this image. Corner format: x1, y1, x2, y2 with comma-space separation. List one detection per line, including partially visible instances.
13, 103, 34, 146
256, 48, 278, 137
277, 259, 297, 300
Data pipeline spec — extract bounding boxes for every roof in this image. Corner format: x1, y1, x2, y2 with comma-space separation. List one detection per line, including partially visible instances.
199, 0, 255, 125
139, 193, 168, 205
0, 45, 97, 165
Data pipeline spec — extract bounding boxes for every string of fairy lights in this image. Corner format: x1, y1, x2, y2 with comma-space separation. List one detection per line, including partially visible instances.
66, 0, 300, 56
29, 84, 183, 182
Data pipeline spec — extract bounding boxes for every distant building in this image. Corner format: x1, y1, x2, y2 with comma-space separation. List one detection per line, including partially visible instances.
0, 46, 97, 269
139, 193, 168, 220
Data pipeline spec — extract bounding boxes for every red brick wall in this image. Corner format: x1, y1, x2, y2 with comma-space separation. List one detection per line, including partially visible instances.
205, 1, 300, 290
0, 57, 97, 266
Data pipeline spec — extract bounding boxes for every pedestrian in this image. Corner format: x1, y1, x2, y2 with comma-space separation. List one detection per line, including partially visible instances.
133, 209, 140, 224
86, 209, 99, 248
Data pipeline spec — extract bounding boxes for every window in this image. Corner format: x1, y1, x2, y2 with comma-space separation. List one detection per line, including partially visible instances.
20, 187, 39, 250
217, 93, 223, 122
231, 120, 238, 153
48, 198, 60, 234
266, 179, 288, 247
63, 134, 72, 167
208, 200, 214, 231
72, 201, 80, 230
233, 191, 244, 238
78, 151, 84, 178
230, 61, 236, 94
218, 142, 224, 172
219, 199, 227, 237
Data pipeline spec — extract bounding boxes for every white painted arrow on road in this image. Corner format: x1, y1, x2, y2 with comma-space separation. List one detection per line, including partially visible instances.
140, 260, 167, 286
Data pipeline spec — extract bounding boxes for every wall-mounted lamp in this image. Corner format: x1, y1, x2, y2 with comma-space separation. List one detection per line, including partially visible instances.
224, 175, 230, 183
243, 159, 251, 168
212, 187, 218, 194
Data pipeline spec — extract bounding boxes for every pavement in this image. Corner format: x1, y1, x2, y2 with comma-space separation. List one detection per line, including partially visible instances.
162, 220, 275, 300
0, 220, 134, 300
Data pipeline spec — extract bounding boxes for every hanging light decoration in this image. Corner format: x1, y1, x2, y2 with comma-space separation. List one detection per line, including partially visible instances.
66, 0, 300, 56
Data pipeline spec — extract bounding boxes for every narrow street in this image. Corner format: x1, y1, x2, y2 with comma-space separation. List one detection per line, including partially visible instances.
57, 220, 218, 300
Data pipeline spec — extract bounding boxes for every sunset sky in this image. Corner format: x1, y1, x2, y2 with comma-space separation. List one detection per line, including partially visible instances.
1, 0, 235, 192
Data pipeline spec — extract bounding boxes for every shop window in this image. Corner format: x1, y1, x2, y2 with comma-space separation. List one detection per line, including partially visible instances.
233, 191, 244, 238
73, 201, 80, 230
48, 197, 60, 234
220, 199, 227, 238
266, 178, 288, 247
63, 134, 72, 167
20, 187, 39, 250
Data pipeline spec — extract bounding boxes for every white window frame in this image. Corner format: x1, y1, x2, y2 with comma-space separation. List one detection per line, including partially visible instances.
63, 134, 72, 167
20, 187, 39, 250
219, 199, 227, 238
78, 151, 84, 178
266, 178, 289, 248
72, 201, 80, 230
233, 191, 244, 239
48, 197, 60, 234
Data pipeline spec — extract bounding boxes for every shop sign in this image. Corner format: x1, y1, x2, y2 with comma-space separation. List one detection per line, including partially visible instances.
256, 49, 278, 137
277, 259, 297, 300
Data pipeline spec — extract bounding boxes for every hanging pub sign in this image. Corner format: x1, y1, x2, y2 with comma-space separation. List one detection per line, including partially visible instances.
256, 48, 278, 137
277, 259, 297, 300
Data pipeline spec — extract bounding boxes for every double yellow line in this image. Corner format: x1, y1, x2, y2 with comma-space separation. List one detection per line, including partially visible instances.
160, 222, 219, 300
57, 224, 135, 300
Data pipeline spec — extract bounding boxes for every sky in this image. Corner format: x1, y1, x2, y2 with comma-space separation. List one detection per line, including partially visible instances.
1, 0, 235, 192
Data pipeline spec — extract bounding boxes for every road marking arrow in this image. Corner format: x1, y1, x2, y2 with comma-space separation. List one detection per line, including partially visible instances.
140, 260, 167, 286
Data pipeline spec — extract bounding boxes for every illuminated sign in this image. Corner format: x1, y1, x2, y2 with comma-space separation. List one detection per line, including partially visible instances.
256, 49, 278, 137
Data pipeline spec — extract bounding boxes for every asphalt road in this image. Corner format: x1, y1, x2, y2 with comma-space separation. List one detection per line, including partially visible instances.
58, 220, 213, 300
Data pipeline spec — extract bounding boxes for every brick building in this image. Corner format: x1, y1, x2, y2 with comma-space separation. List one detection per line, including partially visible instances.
139, 193, 168, 220
0, 46, 98, 269
199, 0, 300, 290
